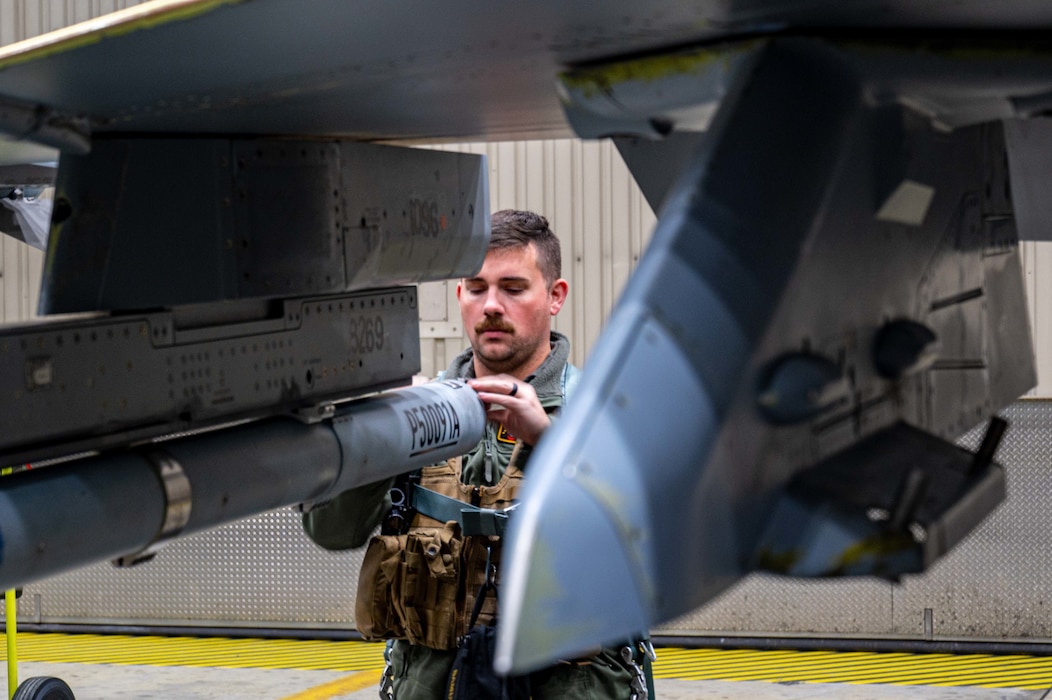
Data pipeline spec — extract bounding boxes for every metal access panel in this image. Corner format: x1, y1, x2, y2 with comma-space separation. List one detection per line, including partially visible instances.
0, 287, 420, 465
42, 139, 488, 313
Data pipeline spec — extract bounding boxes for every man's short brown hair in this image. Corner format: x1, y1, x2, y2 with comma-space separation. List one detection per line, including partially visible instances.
489, 209, 562, 287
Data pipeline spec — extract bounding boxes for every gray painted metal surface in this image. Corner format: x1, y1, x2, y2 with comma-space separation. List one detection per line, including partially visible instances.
0, 0, 740, 147
1, 288, 420, 466
0, 378, 486, 591
499, 37, 1036, 671
43, 139, 488, 314
1005, 121, 1052, 242
5, 0, 1052, 148
0, 0, 1052, 665
9, 400, 1052, 648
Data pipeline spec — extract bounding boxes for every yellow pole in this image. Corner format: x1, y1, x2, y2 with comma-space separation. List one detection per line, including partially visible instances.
5, 589, 16, 700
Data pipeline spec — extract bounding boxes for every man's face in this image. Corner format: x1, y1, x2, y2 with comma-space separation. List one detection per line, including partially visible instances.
457, 243, 567, 377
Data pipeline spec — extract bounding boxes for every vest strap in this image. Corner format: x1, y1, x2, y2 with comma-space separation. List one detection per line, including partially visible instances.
412, 485, 516, 537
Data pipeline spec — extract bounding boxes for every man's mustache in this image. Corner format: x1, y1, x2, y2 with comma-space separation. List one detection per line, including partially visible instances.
476, 319, 514, 334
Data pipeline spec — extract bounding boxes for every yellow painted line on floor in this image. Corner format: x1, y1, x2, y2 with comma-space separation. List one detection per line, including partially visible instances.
0, 633, 387, 672
651, 647, 1052, 689
280, 670, 380, 700
3, 634, 1052, 690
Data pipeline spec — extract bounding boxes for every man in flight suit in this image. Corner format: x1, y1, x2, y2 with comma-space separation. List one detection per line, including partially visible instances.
303, 209, 649, 699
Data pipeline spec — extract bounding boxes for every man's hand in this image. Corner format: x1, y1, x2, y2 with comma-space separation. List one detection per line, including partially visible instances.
467, 375, 550, 446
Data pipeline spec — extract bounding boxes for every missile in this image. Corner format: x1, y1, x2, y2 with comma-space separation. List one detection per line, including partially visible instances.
0, 380, 485, 590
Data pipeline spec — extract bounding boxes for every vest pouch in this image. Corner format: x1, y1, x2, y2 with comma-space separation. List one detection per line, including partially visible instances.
400, 521, 463, 650
355, 534, 407, 640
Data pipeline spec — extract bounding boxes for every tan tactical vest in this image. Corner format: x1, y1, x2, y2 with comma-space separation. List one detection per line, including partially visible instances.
355, 453, 524, 650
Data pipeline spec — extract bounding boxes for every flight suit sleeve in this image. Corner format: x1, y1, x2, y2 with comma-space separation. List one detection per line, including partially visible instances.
301, 477, 394, 550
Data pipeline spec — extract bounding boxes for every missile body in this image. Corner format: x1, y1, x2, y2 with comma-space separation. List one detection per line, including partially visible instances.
0, 380, 485, 590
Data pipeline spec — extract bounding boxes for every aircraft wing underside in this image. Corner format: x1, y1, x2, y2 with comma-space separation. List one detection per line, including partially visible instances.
0, 0, 1050, 147
0, 0, 1051, 675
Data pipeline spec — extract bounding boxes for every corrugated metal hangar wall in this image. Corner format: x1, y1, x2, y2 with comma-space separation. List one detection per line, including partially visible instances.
4, 0, 1052, 643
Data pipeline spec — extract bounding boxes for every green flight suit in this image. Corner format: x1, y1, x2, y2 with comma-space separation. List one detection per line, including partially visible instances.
303, 332, 650, 699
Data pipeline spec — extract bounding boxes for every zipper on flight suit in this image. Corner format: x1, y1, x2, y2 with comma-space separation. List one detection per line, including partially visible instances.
483, 437, 495, 486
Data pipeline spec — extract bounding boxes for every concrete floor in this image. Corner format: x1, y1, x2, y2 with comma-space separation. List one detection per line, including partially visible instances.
9, 661, 1048, 700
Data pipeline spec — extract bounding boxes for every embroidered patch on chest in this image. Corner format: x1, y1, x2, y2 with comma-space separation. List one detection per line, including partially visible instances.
496, 424, 517, 444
